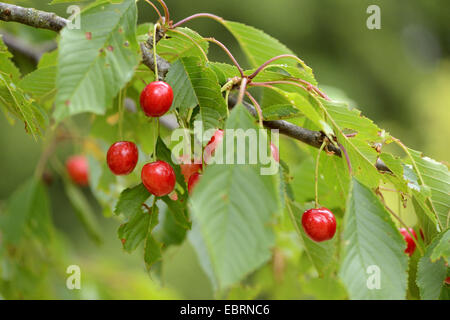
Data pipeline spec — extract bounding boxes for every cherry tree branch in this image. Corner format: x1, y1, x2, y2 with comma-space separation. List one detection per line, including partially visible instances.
0, 3, 68, 31
0, 2, 390, 173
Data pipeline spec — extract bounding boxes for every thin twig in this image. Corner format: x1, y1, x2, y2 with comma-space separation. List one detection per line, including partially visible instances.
144, 0, 163, 23
204, 37, 244, 78
171, 13, 224, 29
245, 91, 263, 128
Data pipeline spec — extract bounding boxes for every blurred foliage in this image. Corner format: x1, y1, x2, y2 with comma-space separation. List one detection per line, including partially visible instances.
0, 0, 448, 299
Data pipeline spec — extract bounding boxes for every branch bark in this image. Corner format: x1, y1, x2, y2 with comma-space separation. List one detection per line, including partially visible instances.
0, 3, 68, 32
0, 2, 390, 173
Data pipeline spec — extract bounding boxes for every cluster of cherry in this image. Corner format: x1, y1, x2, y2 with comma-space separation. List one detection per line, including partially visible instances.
64, 80, 421, 249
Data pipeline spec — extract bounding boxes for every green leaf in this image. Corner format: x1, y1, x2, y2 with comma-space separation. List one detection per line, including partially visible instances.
222, 20, 314, 80
0, 178, 52, 244
0, 37, 47, 138
19, 66, 57, 101
292, 155, 350, 211
0, 77, 47, 138
407, 149, 450, 231
189, 104, 278, 290
63, 180, 102, 244
324, 100, 382, 140
262, 104, 301, 120
0, 35, 20, 81
412, 196, 439, 243
266, 87, 332, 135
158, 27, 209, 62
156, 201, 188, 246
114, 184, 150, 220
161, 196, 191, 229
50, 0, 90, 4
118, 207, 150, 252
144, 233, 162, 270
54, 0, 139, 120
164, 59, 198, 116
317, 98, 382, 187
165, 56, 227, 130
430, 229, 449, 264
339, 178, 409, 299
416, 232, 448, 299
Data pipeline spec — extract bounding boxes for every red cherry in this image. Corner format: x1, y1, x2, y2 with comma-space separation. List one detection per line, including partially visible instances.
107, 141, 139, 175
204, 129, 224, 162
179, 154, 202, 183
140, 81, 174, 117
141, 160, 176, 197
445, 277, 450, 285
180, 162, 202, 183
188, 172, 201, 194
301, 207, 336, 242
270, 143, 279, 162
66, 155, 89, 186
399, 228, 417, 256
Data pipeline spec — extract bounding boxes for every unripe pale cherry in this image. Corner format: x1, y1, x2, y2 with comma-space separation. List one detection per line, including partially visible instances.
141, 160, 176, 197
66, 155, 89, 186
188, 172, 201, 194
399, 228, 417, 256
270, 142, 279, 162
301, 207, 336, 242
140, 81, 174, 117
204, 129, 224, 163
107, 141, 138, 175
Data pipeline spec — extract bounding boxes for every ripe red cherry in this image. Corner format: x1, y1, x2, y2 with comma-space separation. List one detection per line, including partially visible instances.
270, 143, 279, 162
445, 277, 450, 285
301, 207, 336, 242
188, 172, 201, 194
204, 129, 224, 162
141, 160, 176, 197
66, 155, 89, 186
107, 141, 138, 175
179, 154, 202, 183
140, 81, 173, 117
399, 228, 417, 256
180, 162, 202, 182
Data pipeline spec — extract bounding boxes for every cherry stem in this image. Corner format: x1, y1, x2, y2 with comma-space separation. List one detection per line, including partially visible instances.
144, 0, 163, 22
170, 28, 209, 62
153, 118, 157, 161
291, 78, 330, 100
118, 88, 124, 140
171, 13, 224, 29
245, 91, 263, 128
204, 37, 244, 78
337, 142, 352, 176
250, 80, 308, 94
248, 54, 305, 77
315, 141, 327, 208
152, 23, 159, 81
155, 0, 170, 24
236, 77, 248, 105
247, 54, 330, 100
224, 89, 230, 117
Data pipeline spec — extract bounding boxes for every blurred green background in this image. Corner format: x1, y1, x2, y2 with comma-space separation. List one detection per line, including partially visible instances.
0, 0, 448, 299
